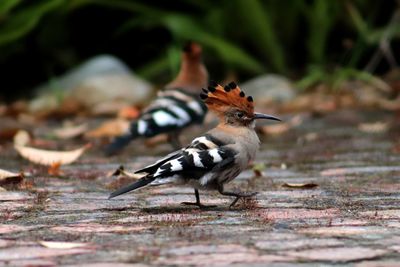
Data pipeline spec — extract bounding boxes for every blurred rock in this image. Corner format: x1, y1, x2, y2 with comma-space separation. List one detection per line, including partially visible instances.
69, 73, 151, 110
28, 94, 59, 115
241, 74, 296, 105
36, 55, 133, 92
30, 55, 153, 116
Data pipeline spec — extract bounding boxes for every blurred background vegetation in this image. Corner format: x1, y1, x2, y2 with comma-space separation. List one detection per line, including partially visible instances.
0, 0, 399, 101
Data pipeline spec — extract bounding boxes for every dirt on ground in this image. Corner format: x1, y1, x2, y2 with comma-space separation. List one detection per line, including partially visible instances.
0, 109, 400, 266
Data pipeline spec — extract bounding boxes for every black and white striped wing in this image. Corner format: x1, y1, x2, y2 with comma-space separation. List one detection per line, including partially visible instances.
134, 88, 207, 137
104, 88, 208, 155
141, 134, 236, 185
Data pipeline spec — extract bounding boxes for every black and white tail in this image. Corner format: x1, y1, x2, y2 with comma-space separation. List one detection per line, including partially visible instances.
104, 123, 139, 156
108, 176, 155, 199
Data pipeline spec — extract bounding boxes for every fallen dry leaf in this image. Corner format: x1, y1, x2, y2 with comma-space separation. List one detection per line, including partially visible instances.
320, 168, 347, 176
251, 163, 266, 177
53, 123, 88, 140
261, 123, 290, 135
85, 119, 130, 138
14, 144, 90, 166
358, 122, 389, 133
13, 130, 31, 147
282, 183, 318, 189
118, 106, 140, 119
0, 168, 24, 186
109, 165, 143, 179
260, 114, 304, 136
48, 162, 63, 176
90, 101, 131, 116
38, 241, 88, 249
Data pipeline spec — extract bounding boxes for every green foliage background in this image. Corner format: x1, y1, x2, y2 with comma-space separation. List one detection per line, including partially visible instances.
0, 0, 399, 99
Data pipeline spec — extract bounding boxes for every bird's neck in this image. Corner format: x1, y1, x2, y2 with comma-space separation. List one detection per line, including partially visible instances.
214, 123, 260, 162
167, 58, 208, 93
216, 123, 255, 134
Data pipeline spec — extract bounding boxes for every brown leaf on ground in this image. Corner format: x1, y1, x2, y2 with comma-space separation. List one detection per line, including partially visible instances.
118, 106, 140, 119
48, 162, 62, 176
85, 119, 129, 138
261, 123, 291, 135
14, 144, 90, 166
0, 169, 24, 187
53, 123, 88, 140
251, 163, 266, 177
108, 165, 144, 179
38, 241, 89, 249
282, 183, 318, 189
320, 168, 347, 176
260, 114, 303, 136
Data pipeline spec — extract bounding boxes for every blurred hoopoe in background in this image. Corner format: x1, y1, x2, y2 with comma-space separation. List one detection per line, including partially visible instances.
109, 81, 281, 208
105, 42, 208, 156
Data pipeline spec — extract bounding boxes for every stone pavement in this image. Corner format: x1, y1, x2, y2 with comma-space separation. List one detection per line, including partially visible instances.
0, 110, 400, 266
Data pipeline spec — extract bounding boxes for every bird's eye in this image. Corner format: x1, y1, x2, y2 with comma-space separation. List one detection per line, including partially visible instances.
236, 111, 244, 118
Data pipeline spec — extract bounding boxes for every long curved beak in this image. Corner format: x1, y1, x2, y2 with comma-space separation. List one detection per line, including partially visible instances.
254, 112, 282, 121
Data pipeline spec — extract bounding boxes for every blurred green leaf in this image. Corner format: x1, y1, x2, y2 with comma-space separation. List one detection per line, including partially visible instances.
137, 56, 170, 80
0, 0, 22, 15
302, 0, 339, 64
0, 0, 64, 46
346, 1, 369, 40
67, 0, 164, 16
348, 2, 400, 44
162, 14, 264, 73
235, 0, 286, 73
297, 65, 378, 90
166, 45, 182, 78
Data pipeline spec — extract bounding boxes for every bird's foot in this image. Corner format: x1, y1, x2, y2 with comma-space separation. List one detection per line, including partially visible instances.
229, 191, 258, 208
181, 201, 216, 209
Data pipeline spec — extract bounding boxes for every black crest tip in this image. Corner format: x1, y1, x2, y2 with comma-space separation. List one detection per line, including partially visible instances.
200, 93, 208, 99
239, 91, 245, 97
228, 82, 237, 89
224, 85, 231, 92
209, 80, 218, 87
247, 96, 253, 102
207, 86, 216, 92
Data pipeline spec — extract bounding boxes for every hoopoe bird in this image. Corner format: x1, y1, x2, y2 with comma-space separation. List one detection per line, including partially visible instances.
105, 42, 208, 155
109, 81, 281, 208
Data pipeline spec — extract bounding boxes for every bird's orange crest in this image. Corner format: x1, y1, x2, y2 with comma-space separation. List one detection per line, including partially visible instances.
200, 81, 254, 115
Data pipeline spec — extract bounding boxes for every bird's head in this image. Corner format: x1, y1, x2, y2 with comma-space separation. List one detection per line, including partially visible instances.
200, 81, 281, 127
167, 41, 208, 91
182, 41, 202, 61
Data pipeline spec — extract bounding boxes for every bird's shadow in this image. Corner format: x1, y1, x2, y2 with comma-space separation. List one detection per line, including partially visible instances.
140, 204, 252, 214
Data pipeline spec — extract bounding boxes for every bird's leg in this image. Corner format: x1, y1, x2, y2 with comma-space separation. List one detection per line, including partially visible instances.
167, 132, 182, 150
181, 189, 216, 209
218, 185, 257, 208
